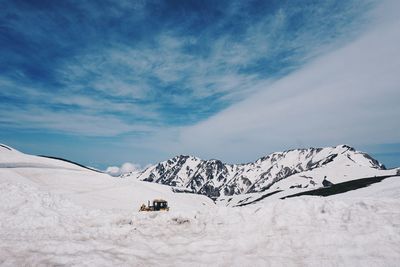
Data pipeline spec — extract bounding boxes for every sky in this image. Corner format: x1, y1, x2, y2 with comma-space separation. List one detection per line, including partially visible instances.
1, 0, 400, 170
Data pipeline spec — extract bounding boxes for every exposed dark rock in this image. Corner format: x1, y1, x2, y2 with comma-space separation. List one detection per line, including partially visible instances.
363, 153, 386, 170
322, 178, 334, 187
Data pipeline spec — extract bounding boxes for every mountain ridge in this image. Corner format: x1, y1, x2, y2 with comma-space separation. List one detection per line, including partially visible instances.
124, 144, 392, 200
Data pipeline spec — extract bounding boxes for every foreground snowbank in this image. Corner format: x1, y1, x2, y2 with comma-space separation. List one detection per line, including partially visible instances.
1, 180, 399, 266
0, 144, 214, 212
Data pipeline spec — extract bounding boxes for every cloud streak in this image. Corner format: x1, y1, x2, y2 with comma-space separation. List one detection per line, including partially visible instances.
1, 0, 373, 136
177, 0, 400, 163
2, 0, 398, 168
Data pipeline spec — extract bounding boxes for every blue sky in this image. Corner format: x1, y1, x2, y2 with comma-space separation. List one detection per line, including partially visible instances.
1, 0, 400, 169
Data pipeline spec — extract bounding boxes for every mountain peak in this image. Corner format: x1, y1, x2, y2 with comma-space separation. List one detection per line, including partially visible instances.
130, 145, 388, 200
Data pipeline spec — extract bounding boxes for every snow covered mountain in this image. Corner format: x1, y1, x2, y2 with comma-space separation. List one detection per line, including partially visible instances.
127, 145, 395, 200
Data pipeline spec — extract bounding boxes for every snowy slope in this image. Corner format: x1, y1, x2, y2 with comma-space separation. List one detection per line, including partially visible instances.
0, 144, 214, 212
0, 144, 88, 171
1, 144, 400, 266
128, 145, 394, 201
329, 175, 400, 199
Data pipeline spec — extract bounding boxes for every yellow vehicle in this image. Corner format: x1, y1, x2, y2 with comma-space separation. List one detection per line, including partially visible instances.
139, 199, 169, 212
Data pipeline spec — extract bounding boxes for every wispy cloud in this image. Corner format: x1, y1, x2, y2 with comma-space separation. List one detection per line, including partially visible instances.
177, 0, 400, 163
1, 0, 373, 137
3, 0, 397, 168
0, 105, 151, 136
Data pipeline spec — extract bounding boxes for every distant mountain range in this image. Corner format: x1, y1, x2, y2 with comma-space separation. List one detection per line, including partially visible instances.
125, 145, 398, 201
1, 143, 399, 206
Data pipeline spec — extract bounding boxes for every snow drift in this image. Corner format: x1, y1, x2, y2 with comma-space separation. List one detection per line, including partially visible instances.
1, 144, 400, 266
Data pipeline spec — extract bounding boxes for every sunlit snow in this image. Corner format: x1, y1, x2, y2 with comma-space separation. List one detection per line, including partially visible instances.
1, 145, 399, 266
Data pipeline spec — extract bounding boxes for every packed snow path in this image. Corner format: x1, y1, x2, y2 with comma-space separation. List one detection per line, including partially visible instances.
1, 180, 400, 266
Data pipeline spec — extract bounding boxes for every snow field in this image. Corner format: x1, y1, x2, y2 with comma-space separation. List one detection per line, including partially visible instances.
1, 145, 399, 266
1, 179, 400, 266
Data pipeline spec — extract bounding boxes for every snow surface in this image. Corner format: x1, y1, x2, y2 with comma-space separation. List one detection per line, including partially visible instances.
1, 145, 400, 266
0, 144, 214, 212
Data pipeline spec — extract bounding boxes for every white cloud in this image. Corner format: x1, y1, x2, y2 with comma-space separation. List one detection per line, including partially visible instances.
0, 0, 386, 153
105, 166, 120, 177
0, 106, 153, 136
177, 0, 400, 163
106, 162, 142, 177
120, 162, 140, 174
58, 0, 364, 108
